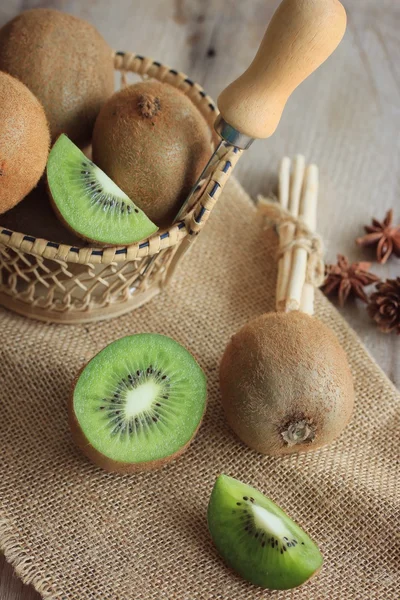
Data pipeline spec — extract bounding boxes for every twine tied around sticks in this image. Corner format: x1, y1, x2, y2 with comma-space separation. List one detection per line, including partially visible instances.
257, 197, 325, 288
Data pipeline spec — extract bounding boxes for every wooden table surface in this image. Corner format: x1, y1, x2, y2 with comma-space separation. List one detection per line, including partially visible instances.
1, 0, 399, 597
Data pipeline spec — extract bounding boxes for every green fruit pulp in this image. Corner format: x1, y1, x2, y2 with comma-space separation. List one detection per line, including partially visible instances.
207, 474, 323, 590
47, 134, 158, 245
73, 334, 207, 465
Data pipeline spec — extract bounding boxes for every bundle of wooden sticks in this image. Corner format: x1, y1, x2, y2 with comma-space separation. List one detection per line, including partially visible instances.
259, 154, 324, 315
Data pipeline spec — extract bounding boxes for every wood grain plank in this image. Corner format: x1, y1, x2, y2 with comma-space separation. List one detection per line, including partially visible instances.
0, 556, 39, 600
0, 1, 399, 598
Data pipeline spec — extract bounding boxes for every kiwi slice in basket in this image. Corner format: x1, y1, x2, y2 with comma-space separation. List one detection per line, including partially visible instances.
47, 134, 158, 245
208, 475, 323, 590
70, 334, 207, 473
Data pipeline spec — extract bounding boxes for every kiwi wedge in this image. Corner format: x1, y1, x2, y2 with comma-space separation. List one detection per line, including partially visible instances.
47, 134, 158, 245
208, 475, 323, 590
70, 334, 207, 473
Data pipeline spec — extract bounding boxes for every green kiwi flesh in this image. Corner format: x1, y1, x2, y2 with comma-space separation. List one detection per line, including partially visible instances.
208, 475, 323, 590
47, 134, 158, 245
70, 334, 207, 472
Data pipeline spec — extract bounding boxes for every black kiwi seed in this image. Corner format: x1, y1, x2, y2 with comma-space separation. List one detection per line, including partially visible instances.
243, 496, 248, 501
236, 502, 241, 506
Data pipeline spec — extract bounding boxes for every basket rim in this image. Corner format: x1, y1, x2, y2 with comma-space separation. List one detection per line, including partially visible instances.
0, 51, 241, 265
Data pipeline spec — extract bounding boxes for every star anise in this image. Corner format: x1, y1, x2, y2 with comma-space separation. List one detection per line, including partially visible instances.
322, 254, 380, 307
356, 209, 400, 264
368, 277, 400, 334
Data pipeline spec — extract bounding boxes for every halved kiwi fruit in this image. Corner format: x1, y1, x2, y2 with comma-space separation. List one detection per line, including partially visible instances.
208, 474, 323, 590
70, 334, 207, 473
47, 134, 158, 245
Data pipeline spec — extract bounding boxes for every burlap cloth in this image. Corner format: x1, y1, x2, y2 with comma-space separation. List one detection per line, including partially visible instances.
0, 178, 399, 600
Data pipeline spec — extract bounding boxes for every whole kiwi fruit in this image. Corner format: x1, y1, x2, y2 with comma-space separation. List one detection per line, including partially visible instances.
92, 81, 212, 227
0, 8, 114, 147
219, 311, 354, 455
0, 71, 50, 215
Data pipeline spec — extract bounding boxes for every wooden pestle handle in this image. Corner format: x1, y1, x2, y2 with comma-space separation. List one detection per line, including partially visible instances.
217, 0, 347, 139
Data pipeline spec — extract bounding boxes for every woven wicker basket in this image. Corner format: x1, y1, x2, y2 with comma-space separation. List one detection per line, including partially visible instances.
0, 52, 241, 324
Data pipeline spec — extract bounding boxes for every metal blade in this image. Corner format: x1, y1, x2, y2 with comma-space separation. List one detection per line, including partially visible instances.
174, 138, 225, 222
139, 138, 227, 279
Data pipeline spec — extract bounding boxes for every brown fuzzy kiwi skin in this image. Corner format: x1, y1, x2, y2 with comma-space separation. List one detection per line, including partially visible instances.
69, 368, 206, 474
219, 311, 355, 456
92, 81, 212, 228
0, 8, 114, 147
0, 72, 50, 215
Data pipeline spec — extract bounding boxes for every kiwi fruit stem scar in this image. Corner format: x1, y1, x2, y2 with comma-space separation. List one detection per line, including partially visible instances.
207, 474, 323, 590
69, 334, 207, 473
47, 134, 158, 246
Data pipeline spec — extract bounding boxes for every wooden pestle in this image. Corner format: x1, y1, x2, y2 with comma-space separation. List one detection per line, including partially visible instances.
218, 0, 347, 140
166, 0, 346, 282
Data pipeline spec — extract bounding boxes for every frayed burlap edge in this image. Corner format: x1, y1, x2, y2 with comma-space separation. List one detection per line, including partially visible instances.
0, 517, 64, 599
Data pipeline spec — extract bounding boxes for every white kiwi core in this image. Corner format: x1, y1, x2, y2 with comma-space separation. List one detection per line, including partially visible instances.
124, 381, 161, 418
94, 165, 131, 202
252, 504, 290, 537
